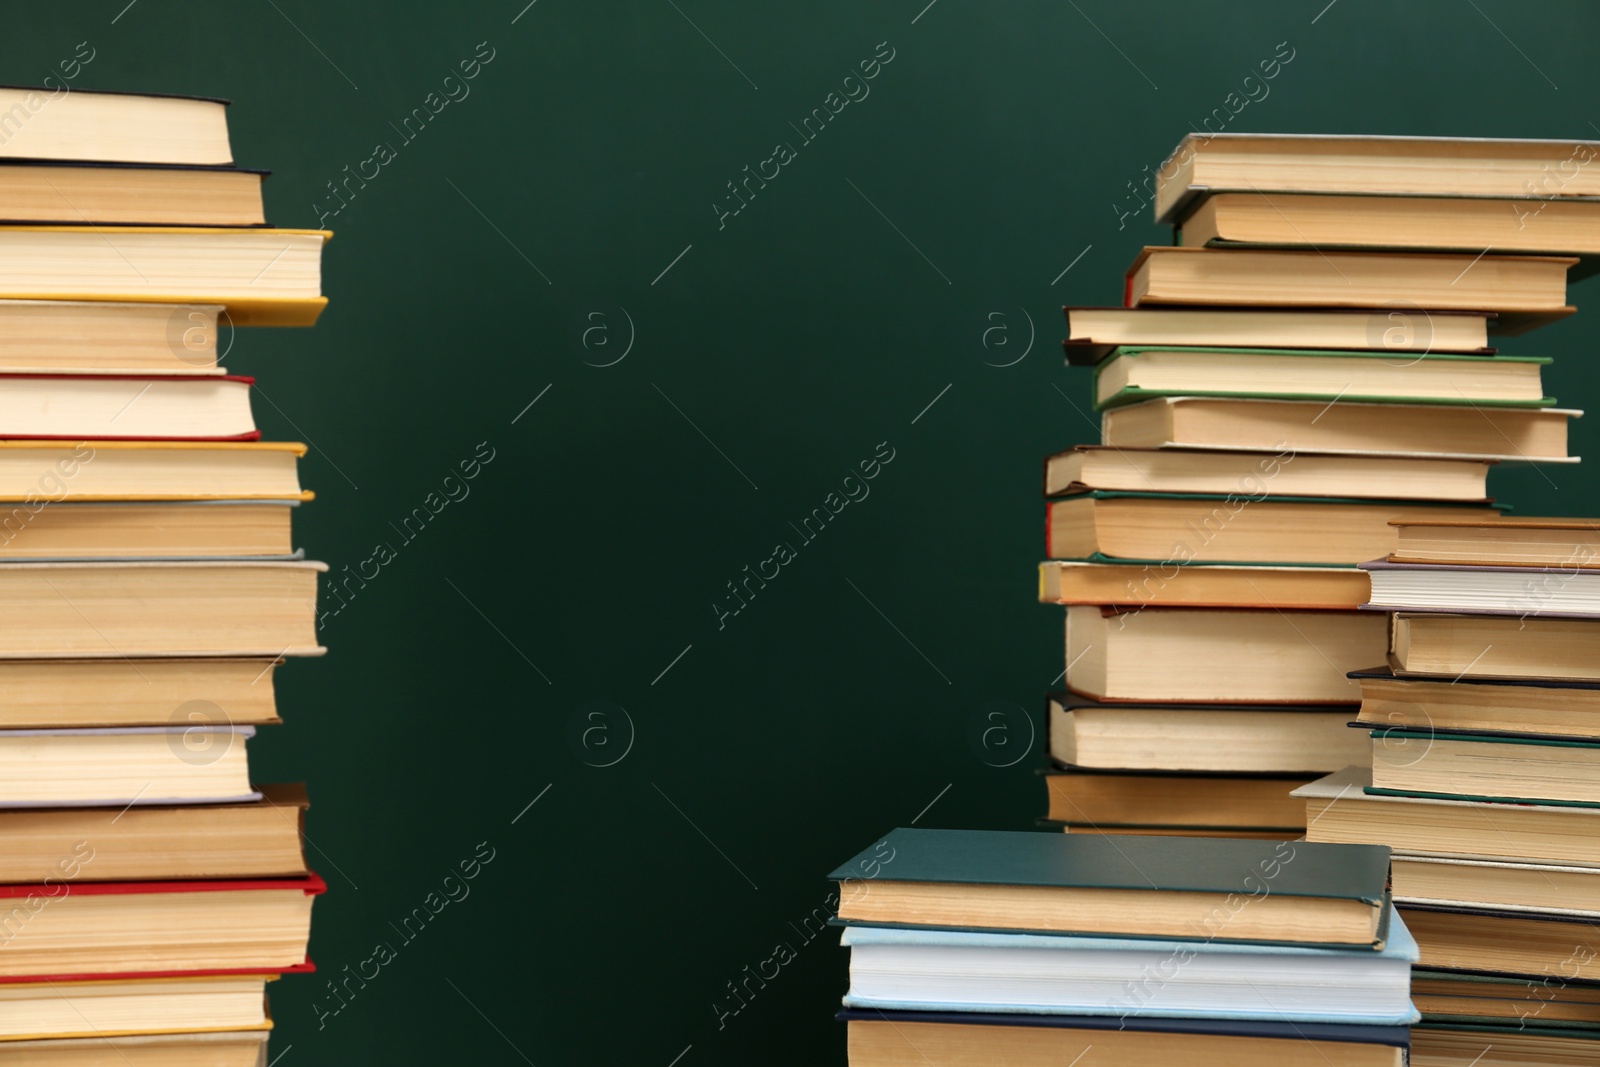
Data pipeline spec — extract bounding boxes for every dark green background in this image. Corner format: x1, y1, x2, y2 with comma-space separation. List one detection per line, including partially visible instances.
8, 1, 1600, 1062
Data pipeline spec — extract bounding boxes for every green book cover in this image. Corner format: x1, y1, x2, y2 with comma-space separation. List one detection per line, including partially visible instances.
1369, 729, 1600, 750
1091, 346, 1554, 412
828, 827, 1388, 904
1365, 787, 1600, 810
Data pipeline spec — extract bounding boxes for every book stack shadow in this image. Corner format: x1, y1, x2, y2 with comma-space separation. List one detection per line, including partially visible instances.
0, 88, 328, 1065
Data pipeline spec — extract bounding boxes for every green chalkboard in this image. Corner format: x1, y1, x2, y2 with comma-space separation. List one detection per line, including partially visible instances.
7, 1, 1600, 1062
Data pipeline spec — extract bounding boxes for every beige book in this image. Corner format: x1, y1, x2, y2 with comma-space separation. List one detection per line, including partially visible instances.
1296, 766, 1600, 867
0, 562, 321, 657
1065, 305, 1491, 354
0, 442, 305, 501
0, 88, 232, 166
0, 658, 282, 728
848, 1019, 1401, 1067
1044, 446, 1491, 501
1065, 605, 1385, 703
0, 301, 230, 374
1154, 132, 1600, 223
0, 785, 306, 882
1101, 396, 1577, 462
1391, 611, 1600, 680
0, 974, 271, 1040
0, 163, 263, 226
1049, 697, 1366, 773
1126, 246, 1573, 315
0, 878, 319, 977
0, 1030, 267, 1066
1183, 190, 1600, 255
0, 503, 294, 559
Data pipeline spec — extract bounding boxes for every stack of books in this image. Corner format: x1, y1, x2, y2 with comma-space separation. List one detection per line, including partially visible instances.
1298, 515, 1600, 1064
829, 828, 1416, 1065
1043, 132, 1599, 842
0, 89, 327, 1063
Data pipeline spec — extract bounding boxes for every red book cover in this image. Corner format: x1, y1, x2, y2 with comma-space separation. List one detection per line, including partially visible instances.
0, 872, 325, 898
0, 960, 316, 985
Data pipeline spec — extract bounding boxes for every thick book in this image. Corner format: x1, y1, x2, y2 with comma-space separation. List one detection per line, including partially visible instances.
1295, 766, 1600, 867
1044, 769, 1313, 830
0, 657, 285, 728
1391, 611, 1600, 680
1181, 190, 1600, 259
1047, 491, 1499, 565
1152, 132, 1600, 223
1125, 246, 1573, 317
1048, 693, 1366, 774
1093, 345, 1550, 409
0, 227, 328, 326
1399, 903, 1600, 981
1102, 395, 1578, 461
1391, 853, 1600, 917
1411, 1024, 1600, 1067
0, 441, 307, 500
0, 1030, 268, 1066
0, 874, 322, 977
1364, 559, 1600, 617
1369, 729, 1600, 806
1390, 516, 1600, 567
0, 373, 255, 439
0, 88, 232, 166
842, 1009, 1410, 1067
1352, 665, 1600, 740
1039, 560, 1370, 611
830, 828, 1390, 946
1043, 445, 1492, 501
0, 970, 290, 1040
0, 561, 321, 657
1411, 970, 1600, 1026
0, 726, 257, 807
0, 301, 231, 374
0, 500, 297, 559
1066, 604, 1385, 703
1064, 305, 1493, 361
840, 919, 1419, 1022
0, 161, 265, 226
0, 784, 306, 882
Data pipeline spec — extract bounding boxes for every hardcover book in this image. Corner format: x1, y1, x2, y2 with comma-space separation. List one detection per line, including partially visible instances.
830, 828, 1390, 946
842, 1008, 1410, 1067
839, 919, 1419, 1023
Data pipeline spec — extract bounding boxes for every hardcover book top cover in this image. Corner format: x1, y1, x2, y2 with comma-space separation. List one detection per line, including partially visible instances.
829, 828, 1388, 904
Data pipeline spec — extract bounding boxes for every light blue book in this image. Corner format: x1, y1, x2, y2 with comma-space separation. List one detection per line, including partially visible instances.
840, 909, 1420, 1025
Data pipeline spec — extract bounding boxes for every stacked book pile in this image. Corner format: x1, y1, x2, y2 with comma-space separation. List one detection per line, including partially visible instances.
1299, 516, 1600, 1065
829, 828, 1416, 1065
1042, 132, 1600, 842
0, 89, 327, 1064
